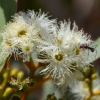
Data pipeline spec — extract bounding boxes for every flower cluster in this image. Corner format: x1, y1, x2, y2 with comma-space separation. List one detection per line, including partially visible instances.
0, 10, 95, 93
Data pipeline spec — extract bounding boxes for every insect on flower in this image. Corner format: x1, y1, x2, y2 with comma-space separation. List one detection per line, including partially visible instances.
80, 44, 97, 52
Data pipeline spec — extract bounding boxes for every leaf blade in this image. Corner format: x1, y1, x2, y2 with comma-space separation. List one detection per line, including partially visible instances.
0, 0, 16, 31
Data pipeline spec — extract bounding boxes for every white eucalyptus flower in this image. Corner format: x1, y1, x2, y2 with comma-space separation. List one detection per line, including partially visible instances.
0, 38, 19, 71
25, 9, 57, 43
19, 40, 34, 61
0, 15, 36, 61
70, 74, 100, 100
0, 10, 56, 65
36, 20, 94, 87
55, 70, 83, 95
0, 9, 96, 96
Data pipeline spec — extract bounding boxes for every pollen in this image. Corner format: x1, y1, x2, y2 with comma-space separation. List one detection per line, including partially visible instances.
55, 54, 63, 61
70, 62, 77, 72
5, 40, 12, 46
55, 37, 62, 44
18, 30, 27, 37
25, 46, 30, 51
75, 46, 80, 55
37, 33, 43, 39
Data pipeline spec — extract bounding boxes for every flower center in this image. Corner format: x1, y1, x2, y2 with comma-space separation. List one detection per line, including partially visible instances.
37, 33, 43, 39
55, 37, 62, 44
74, 46, 80, 55
55, 54, 63, 61
25, 46, 30, 51
5, 40, 12, 46
18, 30, 26, 37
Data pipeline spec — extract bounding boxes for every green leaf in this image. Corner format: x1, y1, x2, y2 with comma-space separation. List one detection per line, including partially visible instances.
92, 38, 100, 60
89, 37, 100, 62
0, 0, 16, 71
0, 0, 16, 31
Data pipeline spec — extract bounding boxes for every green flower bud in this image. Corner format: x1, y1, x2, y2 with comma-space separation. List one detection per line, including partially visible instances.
2, 87, 13, 99
17, 71, 24, 81
84, 67, 90, 76
3, 70, 9, 79
10, 68, 18, 77
22, 77, 36, 91
91, 74, 97, 80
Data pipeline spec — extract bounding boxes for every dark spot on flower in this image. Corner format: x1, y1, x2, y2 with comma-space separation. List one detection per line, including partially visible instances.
6, 40, 12, 46
74, 46, 80, 55
25, 46, 30, 51
70, 62, 77, 73
18, 30, 26, 37
55, 54, 63, 61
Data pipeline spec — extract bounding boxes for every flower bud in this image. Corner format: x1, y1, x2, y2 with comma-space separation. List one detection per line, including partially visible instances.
91, 74, 97, 80
2, 87, 13, 99
10, 68, 18, 76
84, 68, 90, 76
17, 71, 24, 81
22, 77, 36, 91
3, 70, 9, 79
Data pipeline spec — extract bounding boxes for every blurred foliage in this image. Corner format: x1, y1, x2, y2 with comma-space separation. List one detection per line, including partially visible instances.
92, 38, 100, 61
0, 0, 16, 31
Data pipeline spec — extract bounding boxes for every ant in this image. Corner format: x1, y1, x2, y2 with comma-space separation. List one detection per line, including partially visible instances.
80, 44, 97, 52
